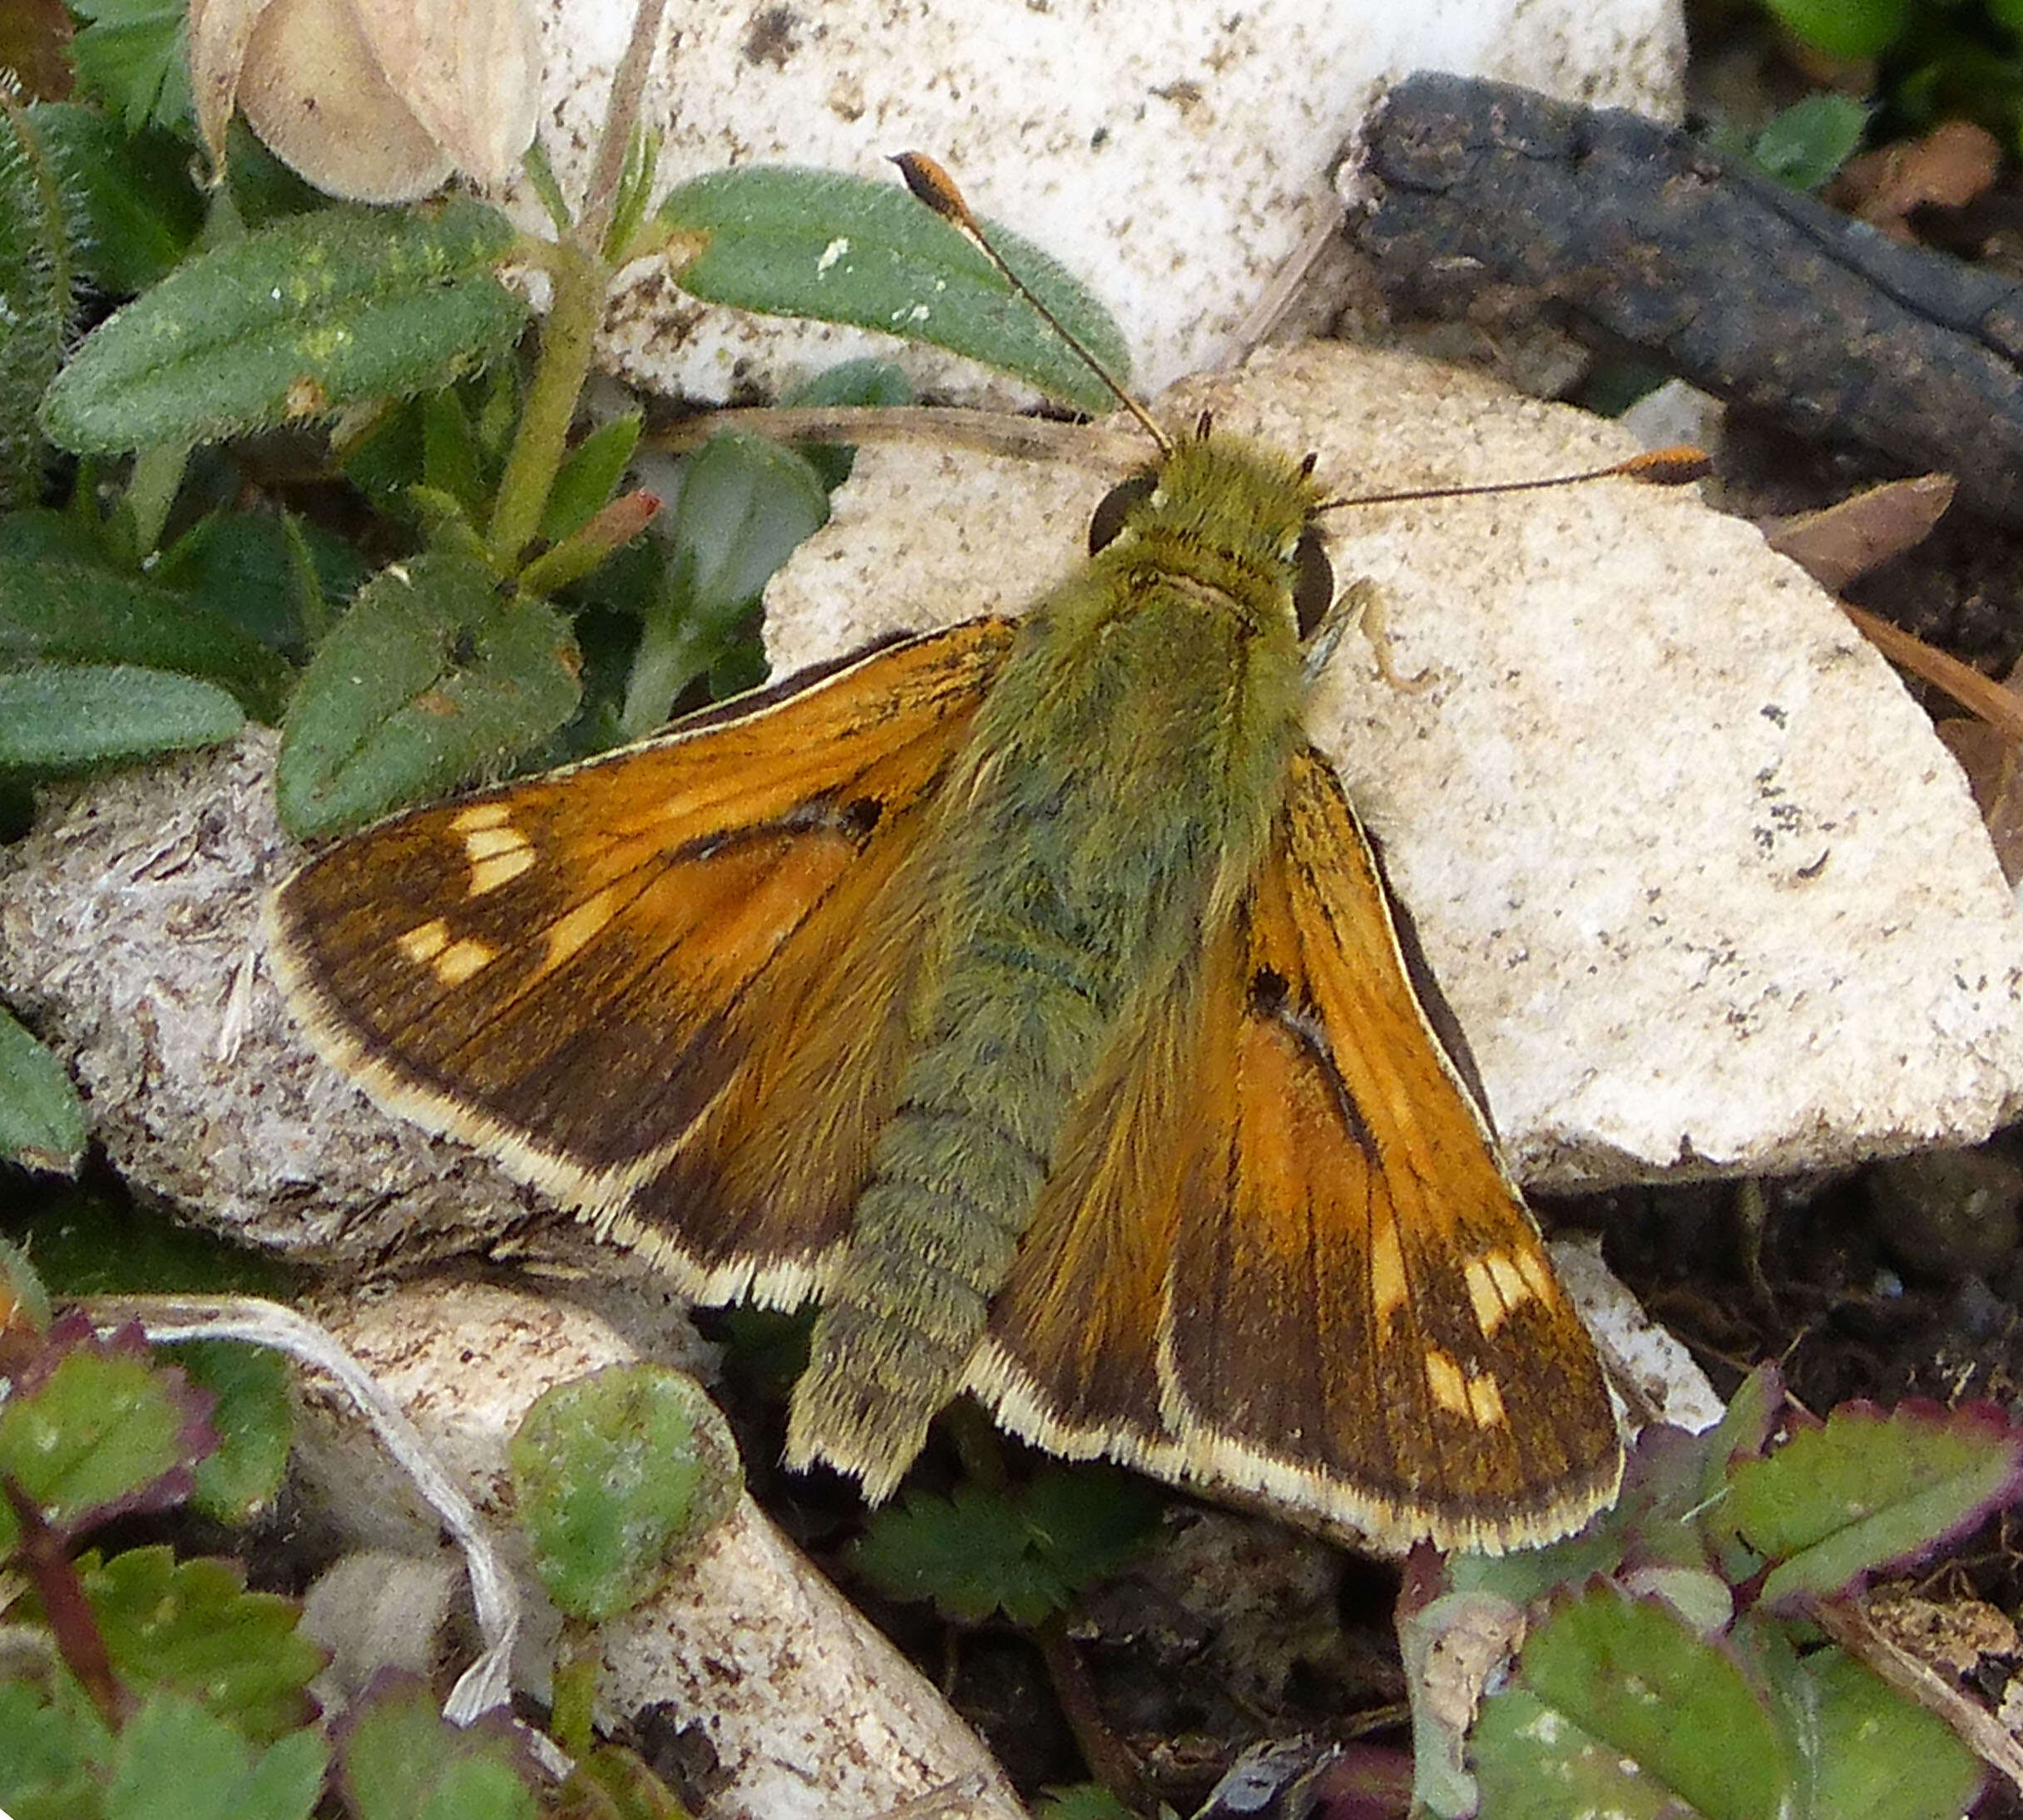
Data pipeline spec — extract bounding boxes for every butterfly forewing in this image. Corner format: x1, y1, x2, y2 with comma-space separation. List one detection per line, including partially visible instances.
270, 617, 1016, 1298
1170, 749, 1620, 1550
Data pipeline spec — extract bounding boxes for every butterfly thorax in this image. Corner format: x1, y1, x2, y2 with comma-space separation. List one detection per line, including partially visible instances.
785, 432, 1329, 1496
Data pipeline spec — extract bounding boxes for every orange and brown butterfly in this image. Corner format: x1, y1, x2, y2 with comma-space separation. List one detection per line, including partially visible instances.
268, 153, 1633, 1553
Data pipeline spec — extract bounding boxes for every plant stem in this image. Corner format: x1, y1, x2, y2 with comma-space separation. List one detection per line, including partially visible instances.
487, 238, 604, 570
577, 0, 670, 256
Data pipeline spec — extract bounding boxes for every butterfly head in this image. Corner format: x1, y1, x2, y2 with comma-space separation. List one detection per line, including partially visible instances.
1087, 417, 1337, 640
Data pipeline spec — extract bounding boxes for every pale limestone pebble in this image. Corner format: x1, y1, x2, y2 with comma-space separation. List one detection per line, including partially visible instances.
512, 0, 1684, 404
764, 340, 2023, 1184
294, 1278, 1026, 1820
0, 730, 542, 1264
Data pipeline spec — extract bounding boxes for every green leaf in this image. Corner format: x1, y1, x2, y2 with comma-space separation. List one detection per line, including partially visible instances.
1750, 95, 1874, 191
339, 1678, 539, 1820
853, 1466, 1160, 1626
779, 356, 914, 488
1800, 1647, 1982, 1820
0, 1674, 115, 1820
0, 1234, 52, 1335
41, 200, 528, 455
510, 1365, 741, 1623
0, 1337, 213, 1550
619, 430, 827, 738
421, 391, 487, 519
82, 1546, 321, 1743
165, 1342, 294, 1525
0, 511, 294, 718
1734, 1400, 2023, 1609
1033, 1784, 1137, 1820
658, 164, 1130, 415
104, 1692, 325, 1820
153, 506, 359, 670
1761, 0, 1908, 62
0, 1005, 87, 1172
0, 664, 243, 772
540, 413, 644, 545
67, 0, 191, 134
275, 550, 581, 836
28, 104, 203, 294
1472, 1585, 1791, 1820
661, 430, 828, 622
0, 93, 68, 513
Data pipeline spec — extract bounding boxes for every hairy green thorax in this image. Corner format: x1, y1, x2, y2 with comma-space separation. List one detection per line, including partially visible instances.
789, 430, 1329, 1491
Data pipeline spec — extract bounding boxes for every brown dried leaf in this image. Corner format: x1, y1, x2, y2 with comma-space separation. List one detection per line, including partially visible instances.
190, 0, 537, 202
1765, 473, 1956, 594
1936, 718, 2023, 886
1833, 121, 2001, 242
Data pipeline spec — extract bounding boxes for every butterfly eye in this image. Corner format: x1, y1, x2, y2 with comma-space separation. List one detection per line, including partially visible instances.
1088, 475, 1158, 553
1293, 529, 1334, 638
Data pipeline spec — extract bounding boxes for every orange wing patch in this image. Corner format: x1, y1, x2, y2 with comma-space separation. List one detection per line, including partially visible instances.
270, 617, 1016, 1304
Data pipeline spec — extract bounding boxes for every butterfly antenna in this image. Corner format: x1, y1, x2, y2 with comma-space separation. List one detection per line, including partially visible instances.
893, 151, 1173, 457
1318, 445, 1711, 516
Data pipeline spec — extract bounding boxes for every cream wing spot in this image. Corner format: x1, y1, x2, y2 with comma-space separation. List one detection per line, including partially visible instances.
1465, 1249, 1538, 1338
541, 888, 621, 974
1424, 1348, 1508, 1429
461, 826, 527, 861
1515, 1247, 1560, 1304
467, 848, 536, 894
1370, 1208, 1407, 1333
1426, 1348, 1468, 1417
433, 936, 498, 985
398, 919, 453, 965
450, 802, 515, 832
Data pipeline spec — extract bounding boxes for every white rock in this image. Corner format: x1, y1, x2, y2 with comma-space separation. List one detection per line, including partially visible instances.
296, 1280, 1026, 1820
522, 0, 1685, 403
764, 339, 2023, 1184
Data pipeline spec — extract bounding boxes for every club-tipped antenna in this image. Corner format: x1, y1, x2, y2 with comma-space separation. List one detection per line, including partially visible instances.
1318, 445, 1712, 515
893, 151, 1172, 457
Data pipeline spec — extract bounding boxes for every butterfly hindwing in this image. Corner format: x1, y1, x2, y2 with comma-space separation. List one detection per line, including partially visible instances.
270, 616, 1017, 1302
974, 746, 1620, 1551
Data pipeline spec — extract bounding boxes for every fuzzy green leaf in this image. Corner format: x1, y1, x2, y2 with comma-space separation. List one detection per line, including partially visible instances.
540, 413, 643, 545
619, 430, 826, 737
42, 200, 527, 455
853, 1466, 1160, 1626
0, 1674, 114, 1820
510, 1365, 741, 1622
1751, 96, 1873, 191
82, 1546, 321, 1743
1800, 1647, 1982, 1820
658, 164, 1129, 415
1758, 0, 1908, 60
0, 512, 294, 717
1734, 1401, 2023, 1610
0, 1005, 86, 1173
1472, 1585, 1791, 1820
104, 1692, 326, 1820
0, 1339, 212, 1550
165, 1342, 294, 1525
0, 663, 243, 771
275, 550, 581, 836
0, 94, 68, 512
28, 104, 203, 294
67, 0, 190, 133
1034, 1785, 1137, 1820
340, 1678, 538, 1820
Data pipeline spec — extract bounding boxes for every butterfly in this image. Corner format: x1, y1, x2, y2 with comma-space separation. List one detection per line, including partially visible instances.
268, 156, 1625, 1554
